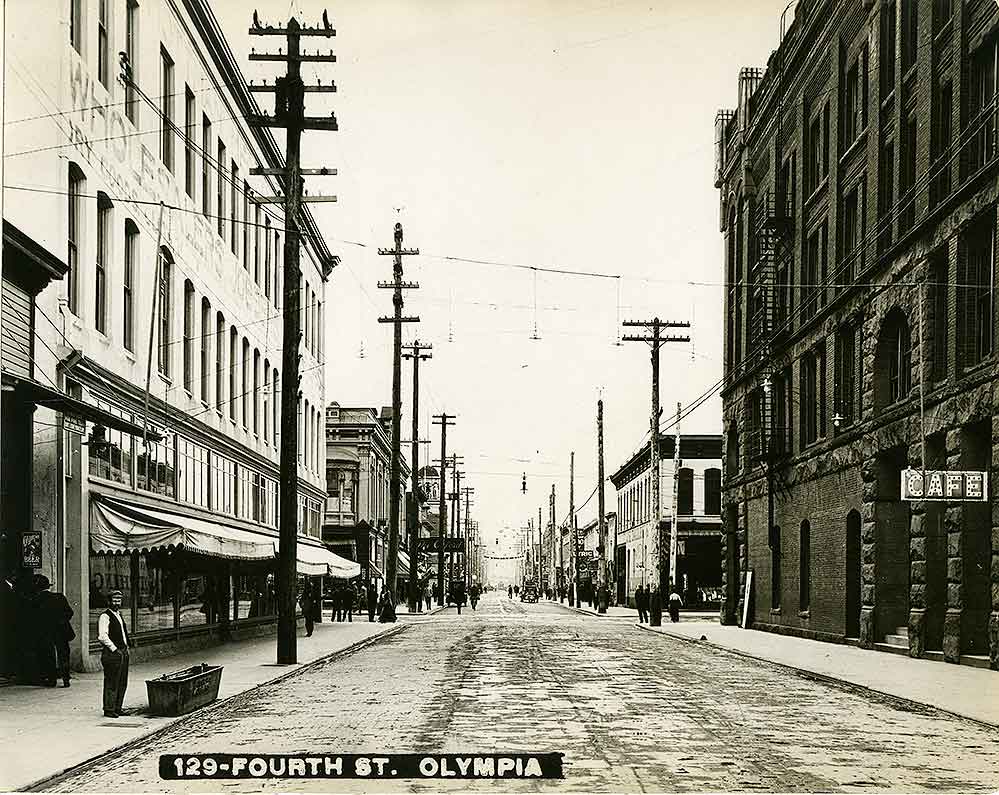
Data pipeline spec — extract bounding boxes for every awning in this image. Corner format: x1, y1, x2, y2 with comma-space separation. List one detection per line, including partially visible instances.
291, 536, 360, 578
398, 549, 410, 577
4, 375, 161, 441
91, 497, 276, 560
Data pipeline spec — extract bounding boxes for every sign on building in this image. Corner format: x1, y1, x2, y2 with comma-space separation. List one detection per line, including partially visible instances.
417, 537, 465, 554
64, 414, 86, 436
21, 531, 42, 568
419, 478, 441, 503
901, 469, 988, 501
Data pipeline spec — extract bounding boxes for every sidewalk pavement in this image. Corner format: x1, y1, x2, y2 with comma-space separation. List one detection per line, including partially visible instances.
638, 621, 999, 728
551, 599, 720, 622
0, 618, 403, 792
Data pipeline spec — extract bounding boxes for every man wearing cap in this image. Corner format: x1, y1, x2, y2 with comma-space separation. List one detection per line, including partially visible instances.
34, 575, 74, 688
97, 590, 130, 718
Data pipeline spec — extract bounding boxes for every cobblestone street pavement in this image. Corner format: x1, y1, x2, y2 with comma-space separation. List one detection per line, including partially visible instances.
46, 593, 999, 793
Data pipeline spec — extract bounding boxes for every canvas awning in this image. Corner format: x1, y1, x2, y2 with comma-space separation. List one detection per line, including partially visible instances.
290, 536, 360, 578
398, 549, 410, 577
91, 497, 275, 560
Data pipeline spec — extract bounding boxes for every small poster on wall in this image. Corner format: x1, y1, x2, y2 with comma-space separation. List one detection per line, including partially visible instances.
21, 531, 42, 569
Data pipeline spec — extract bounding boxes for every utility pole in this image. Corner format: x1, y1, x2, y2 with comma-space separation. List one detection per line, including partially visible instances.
622, 317, 690, 627
570, 451, 579, 607
248, 13, 338, 665
462, 486, 474, 588
431, 413, 455, 605
377, 224, 420, 603
538, 505, 543, 594
669, 402, 682, 589
597, 398, 608, 613
451, 462, 464, 592
402, 341, 432, 612
552, 484, 562, 601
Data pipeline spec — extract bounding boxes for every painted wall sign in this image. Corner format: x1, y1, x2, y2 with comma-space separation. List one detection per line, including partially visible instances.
21, 531, 42, 569
901, 469, 988, 501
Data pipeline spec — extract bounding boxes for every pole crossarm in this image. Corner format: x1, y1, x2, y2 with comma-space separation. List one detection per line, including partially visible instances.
249, 84, 338, 94
377, 281, 419, 289
247, 115, 339, 131
378, 316, 420, 323
248, 52, 338, 62
621, 334, 691, 344
621, 319, 691, 328
250, 166, 337, 176
378, 248, 420, 256
249, 194, 338, 203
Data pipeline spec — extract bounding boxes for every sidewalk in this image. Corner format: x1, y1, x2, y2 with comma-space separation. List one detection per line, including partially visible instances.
0, 618, 403, 791
638, 621, 999, 727
551, 599, 719, 622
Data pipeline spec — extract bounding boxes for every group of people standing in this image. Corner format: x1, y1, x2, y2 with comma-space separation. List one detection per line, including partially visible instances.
299, 580, 402, 632
1, 574, 74, 688
635, 583, 684, 623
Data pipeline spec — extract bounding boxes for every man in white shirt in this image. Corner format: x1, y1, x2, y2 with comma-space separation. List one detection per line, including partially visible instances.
97, 589, 130, 718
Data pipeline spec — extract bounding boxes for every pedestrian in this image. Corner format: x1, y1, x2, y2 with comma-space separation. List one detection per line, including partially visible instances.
635, 584, 648, 623
33, 575, 74, 687
469, 583, 480, 610
507, 585, 513, 600
366, 581, 377, 622
454, 581, 466, 615
300, 583, 315, 637
377, 586, 396, 623
424, 582, 433, 612
97, 590, 130, 718
345, 583, 354, 623
668, 583, 683, 624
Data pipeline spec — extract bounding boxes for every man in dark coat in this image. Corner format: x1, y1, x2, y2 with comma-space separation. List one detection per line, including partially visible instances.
635, 584, 648, 623
366, 581, 377, 622
35, 575, 74, 687
300, 583, 316, 637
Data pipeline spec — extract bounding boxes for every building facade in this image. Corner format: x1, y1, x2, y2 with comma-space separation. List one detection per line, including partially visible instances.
2, 0, 334, 673
611, 435, 723, 608
323, 403, 411, 590
716, 0, 999, 668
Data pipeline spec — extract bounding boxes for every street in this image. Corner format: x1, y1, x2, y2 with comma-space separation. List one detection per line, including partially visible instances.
44, 593, 999, 793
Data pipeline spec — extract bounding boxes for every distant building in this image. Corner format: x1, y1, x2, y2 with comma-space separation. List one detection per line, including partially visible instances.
323, 403, 411, 591
611, 435, 723, 608
715, 0, 998, 668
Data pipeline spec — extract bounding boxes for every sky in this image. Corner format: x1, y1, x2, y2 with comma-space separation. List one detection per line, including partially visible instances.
214, 0, 790, 580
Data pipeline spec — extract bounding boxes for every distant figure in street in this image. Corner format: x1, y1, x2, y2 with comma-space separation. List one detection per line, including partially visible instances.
366, 581, 377, 622
668, 583, 683, 624
424, 582, 433, 612
377, 586, 396, 623
635, 585, 649, 623
508, 585, 513, 600
300, 583, 316, 637
469, 583, 480, 610
345, 583, 354, 622
34, 575, 74, 688
97, 590, 129, 718
453, 582, 466, 615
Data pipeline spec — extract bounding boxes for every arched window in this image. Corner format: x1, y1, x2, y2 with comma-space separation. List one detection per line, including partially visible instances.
95, 192, 112, 334
200, 298, 211, 403
123, 219, 139, 352
215, 313, 225, 413
241, 338, 250, 429
157, 247, 174, 377
799, 520, 811, 611
875, 308, 912, 407
229, 327, 238, 420
677, 468, 694, 515
182, 279, 195, 391
272, 368, 279, 448
67, 163, 86, 316
253, 349, 260, 435
770, 524, 782, 609
263, 359, 270, 443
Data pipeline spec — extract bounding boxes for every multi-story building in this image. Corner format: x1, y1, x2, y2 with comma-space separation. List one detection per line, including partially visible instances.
323, 403, 411, 591
1, 0, 336, 673
611, 435, 723, 607
716, 0, 998, 668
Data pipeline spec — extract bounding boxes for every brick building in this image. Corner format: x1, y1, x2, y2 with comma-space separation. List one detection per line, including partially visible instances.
715, 0, 998, 669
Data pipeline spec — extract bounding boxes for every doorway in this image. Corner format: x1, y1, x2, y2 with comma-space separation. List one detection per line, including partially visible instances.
874, 447, 910, 642
845, 510, 861, 638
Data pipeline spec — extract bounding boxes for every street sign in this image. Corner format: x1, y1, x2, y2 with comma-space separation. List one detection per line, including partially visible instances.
901, 469, 988, 501
417, 537, 465, 554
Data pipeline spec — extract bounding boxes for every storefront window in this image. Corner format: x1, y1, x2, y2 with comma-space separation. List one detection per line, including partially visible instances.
137, 430, 175, 496
89, 554, 132, 640
212, 453, 235, 516
177, 437, 210, 508
87, 398, 133, 486
178, 574, 222, 627
134, 553, 176, 633
233, 573, 276, 619
236, 466, 255, 522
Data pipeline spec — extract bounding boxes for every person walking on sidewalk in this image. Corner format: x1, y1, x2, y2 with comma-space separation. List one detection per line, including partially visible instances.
635, 584, 648, 624
35, 575, 74, 687
300, 583, 316, 637
507, 585, 513, 600
97, 590, 130, 718
366, 581, 377, 622
668, 583, 683, 624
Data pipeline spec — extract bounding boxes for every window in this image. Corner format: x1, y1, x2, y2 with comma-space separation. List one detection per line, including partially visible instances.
230, 162, 239, 255
183, 280, 195, 391
834, 325, 857, 428
217, 140, 226, 238
677, 468, 694, 515
933, 0, 952, 32
202, 116, 211, 218
274, 233, 281, 308
260, 215, 268, 287
70, 0, 83, 53
138, 428, 174, 496
303, 398, 310, 467
229, 327, 238, 420
160, 46, 174, 173
802, 226, 821, 322
95, 193, 111, 334
878, 137, 895, 254
726, 425, 740, 476
184, 87, 195, 198
800, 352, 819, 447
211, 453, 235, 516
899, 110, 917, 233
799, 521, 811, 611
969, 41, 998, 174
241, 338, 250, 429
842, 187, 859, 284
86, 398, 132, 486
770, 524, 781, 609
125, 1, 139, 124
215, 313, 225, 413
157, 248, 173, 377
97, 0, 109, 88
959, 214, 995, 368
272, 369, 279, 448
263, 361, 270, 443
133, 555, 175, 634
930, 253, 949, 380
123, 220, 138, 352
177, 438, 210, 509
843, 56, 860, 148
888, 314, 912, 403
805, 104, 828, 196
880, 2, 896, 96
704, 468, 721, 516
242, 182, 251, 271
772, 368, 791, 454
200, 298, 211, 403
67, 165, 84, 315
303, 282, 310, 351
253, 349, 260, 435
901, 0, 917, 75
931, 79, 953, 205
317, 301, 323, 359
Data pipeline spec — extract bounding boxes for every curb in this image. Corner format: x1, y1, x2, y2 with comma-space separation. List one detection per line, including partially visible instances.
551, 602, 633, 619
635, 623, 999, 731
21, 624, 408, 792
396, 604, 449, 618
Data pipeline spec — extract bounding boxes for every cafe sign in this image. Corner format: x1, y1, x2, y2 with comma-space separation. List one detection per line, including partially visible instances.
901, 469, 988, 502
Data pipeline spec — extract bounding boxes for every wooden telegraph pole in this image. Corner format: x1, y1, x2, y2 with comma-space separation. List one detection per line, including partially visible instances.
431, 413, 455, 605
669, 402, 682, 590
377, 225, 420, 602
621, 318, 690, 627
462, 486, 474, 588
538, 505, 543, 593
402, 341, 432, 612
597, 399, 608, 613
551, 484, 561, 601
248, 13, 338, 665
570, 451, 579, 608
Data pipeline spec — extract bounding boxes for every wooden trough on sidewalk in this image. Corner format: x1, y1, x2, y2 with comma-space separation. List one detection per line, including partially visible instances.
146, 664, 224, 717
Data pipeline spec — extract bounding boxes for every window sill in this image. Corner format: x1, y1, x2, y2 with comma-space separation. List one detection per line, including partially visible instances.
770, 607, 782, 616
880, 90, 895, 113
803, 176, 829, 214
838, 127, 868, 166
798, 609, 810, 619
